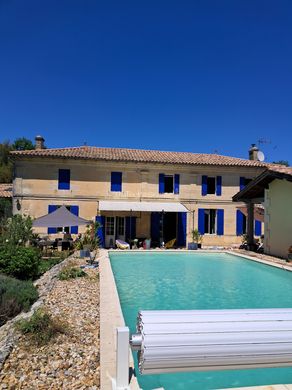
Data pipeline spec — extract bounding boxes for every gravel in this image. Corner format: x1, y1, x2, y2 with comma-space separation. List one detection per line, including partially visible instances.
0, 258, 100, 389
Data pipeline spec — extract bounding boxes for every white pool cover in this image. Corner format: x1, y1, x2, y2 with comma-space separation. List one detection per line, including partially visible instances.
136, 309, 292, 374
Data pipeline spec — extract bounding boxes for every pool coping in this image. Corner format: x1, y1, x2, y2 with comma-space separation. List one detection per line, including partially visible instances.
100, 249, 140, 390
100, 248, 292, 390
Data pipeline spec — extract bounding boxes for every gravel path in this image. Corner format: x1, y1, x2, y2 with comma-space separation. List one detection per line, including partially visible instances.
0, 259, 100, 389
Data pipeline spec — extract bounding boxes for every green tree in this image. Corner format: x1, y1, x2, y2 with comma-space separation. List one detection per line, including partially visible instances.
12, 137, 35, 151
273, 160, 289, 166
0, 198, 12, 227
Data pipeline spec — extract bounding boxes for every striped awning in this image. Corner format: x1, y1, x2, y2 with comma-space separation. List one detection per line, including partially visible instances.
99, 201, 188, 212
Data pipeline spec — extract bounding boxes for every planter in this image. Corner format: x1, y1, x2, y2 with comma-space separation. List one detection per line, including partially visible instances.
188, 243, 198, 250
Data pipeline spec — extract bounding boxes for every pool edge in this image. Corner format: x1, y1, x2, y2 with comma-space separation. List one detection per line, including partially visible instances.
100, 249, 140, 390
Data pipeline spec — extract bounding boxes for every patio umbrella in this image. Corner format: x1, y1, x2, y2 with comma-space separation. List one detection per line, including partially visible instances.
33, 205, 91, 228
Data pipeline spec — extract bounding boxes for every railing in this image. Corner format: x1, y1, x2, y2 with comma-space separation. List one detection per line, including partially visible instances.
114, 308, 292, 389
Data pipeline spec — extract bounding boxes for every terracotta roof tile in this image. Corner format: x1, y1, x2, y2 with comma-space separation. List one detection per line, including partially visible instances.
0, 183, 12, 198
267, 165, 292, 175
10, 145, 270, 167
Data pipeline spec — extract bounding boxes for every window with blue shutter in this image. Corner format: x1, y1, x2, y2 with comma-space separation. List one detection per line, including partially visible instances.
159, 174, 165, 194
58, 169, 70, 190
255, 220, 262, 236
217, 209, 224, 235
174, 174, 180, 194
70, 206, 79, 234
201, 176, 208, 196
198, 208, 205, 234
216, 176, 222, 196
96, 216, 105, 248
111, 172, 122, 192
48, 205, 57, 234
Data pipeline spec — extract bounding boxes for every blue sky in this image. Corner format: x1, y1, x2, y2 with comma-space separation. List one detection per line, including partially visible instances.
0, 0, 291, 162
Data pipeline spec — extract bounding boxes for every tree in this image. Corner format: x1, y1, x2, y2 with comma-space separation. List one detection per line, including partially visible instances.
12, 137, 35, 151
272, 160, 289, 166
0, 137, 35, 183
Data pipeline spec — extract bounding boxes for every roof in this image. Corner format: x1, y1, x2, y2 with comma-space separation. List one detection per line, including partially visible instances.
0, 183, 12, 198
10, 145, 270, 168
233, 166, 292, 202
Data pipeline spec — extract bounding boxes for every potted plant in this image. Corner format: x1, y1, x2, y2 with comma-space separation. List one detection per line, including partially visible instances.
188, 229, 202, 250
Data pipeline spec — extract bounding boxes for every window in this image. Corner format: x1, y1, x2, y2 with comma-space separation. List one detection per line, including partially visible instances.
240, 177, 252, 191
105, 217, 115, 235
48, 205, 78, 234
207, 177, 216, 194
159, 174, 180, 194
116, 217, 125, 236
198, 208, 224, 235
204, 209, 217, 234
58, 169, 70, 190
202, 176, 222, 196
111, 172, 122, 192
164, 175, 174, 193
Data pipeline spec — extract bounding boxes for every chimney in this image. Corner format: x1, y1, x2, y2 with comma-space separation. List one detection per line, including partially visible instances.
35, 135, 45, 150
249, 144, 259, 161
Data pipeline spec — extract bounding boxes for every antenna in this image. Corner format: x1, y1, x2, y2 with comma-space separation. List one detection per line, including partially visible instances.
257, 150, 265, 162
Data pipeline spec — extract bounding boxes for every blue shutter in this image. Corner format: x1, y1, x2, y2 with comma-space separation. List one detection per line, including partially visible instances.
216, 176, 222, 196
151, 212, 161, 244
48, 205, 58, 234
96, 216, 105, 248
236, 210, 244, 236
174, 174, 180, 194
255, 220, 262, 236
198, 208, 205, 235
111, 172, 122, 192
240, 177, 245, 191
201, 176, 207, 196
70, 206, 79, 234
217, 209, 224, 235
177, 212, 187, 247
159, 174, 165, 194
58, 169, 70, 190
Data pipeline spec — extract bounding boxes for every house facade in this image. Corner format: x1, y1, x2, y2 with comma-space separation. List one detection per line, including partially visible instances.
11, 138, 268, 248
233, 166, 292, 258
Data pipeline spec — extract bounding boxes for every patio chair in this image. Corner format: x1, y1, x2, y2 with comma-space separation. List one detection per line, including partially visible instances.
165, 238, 176, 249
116, 239, 130, 250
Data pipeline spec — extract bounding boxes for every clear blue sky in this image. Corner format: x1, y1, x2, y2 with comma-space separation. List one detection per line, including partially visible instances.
0, 0, 291, 162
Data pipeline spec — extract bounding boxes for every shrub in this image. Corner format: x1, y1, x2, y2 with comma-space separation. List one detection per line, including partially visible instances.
16, 308, 66, 345
0, 214, 34, 246
0, 246, 41, 280
37, 257, 62, 277
58, 266, 87, 281
0, 274, 38, 326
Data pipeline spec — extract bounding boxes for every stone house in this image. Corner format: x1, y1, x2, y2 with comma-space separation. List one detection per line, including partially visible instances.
10, 137, 268, 248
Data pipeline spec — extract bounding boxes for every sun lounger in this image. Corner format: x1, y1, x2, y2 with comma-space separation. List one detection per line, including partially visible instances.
116, 239, 130, 250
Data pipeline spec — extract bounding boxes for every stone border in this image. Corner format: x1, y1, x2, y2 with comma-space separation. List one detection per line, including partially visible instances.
100, 249, 140, 390
0, 252, 78, 371
103, 249, 292, 390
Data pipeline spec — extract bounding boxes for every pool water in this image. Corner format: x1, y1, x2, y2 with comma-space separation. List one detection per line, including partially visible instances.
110, 252, 292, 390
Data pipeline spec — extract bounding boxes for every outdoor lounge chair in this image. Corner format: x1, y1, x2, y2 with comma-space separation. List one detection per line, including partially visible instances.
165, 238, 176, 249
116, 239, 130, 250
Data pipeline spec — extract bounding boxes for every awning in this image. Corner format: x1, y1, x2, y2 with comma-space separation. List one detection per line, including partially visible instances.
237, 205, 265, 222
33, 205, 91, 228
99, 201, 188, 213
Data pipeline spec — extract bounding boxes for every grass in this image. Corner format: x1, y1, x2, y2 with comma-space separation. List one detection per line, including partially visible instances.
0, 274, 38, 326
16, 308, 67, 345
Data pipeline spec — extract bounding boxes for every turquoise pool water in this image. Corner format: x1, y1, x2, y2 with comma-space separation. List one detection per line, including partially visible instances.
110, 252, 292, 390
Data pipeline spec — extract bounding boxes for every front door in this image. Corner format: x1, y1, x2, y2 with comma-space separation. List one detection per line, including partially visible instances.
116, 217, 125, 241
105, 216, 115, 248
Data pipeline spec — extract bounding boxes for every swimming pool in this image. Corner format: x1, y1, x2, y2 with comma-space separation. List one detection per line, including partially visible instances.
110, 251, 292, 390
